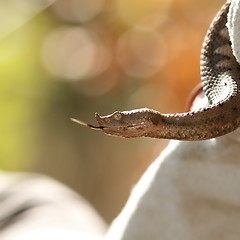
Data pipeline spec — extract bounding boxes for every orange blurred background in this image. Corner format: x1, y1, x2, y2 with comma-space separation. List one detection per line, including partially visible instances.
0, 0, 225, 223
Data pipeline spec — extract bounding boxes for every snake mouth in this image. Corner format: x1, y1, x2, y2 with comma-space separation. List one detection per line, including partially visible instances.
71, 118, 139, 130
94, 113, 151, 138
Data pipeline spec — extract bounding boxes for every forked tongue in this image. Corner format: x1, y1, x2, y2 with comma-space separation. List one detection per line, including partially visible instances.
71, 115, 103, 130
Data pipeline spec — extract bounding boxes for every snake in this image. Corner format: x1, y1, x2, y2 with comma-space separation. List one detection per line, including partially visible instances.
72, 1, 240, 141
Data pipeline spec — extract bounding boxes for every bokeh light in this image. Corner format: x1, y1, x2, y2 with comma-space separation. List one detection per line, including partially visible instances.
52, 0, 106, 23
117, 28, 166, 78
0, 0, 54, 40
41, 26, 112, 81
116, 0, 171, 27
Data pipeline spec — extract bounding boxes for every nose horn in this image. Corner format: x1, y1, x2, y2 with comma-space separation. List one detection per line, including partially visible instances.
95, 113, 107, 126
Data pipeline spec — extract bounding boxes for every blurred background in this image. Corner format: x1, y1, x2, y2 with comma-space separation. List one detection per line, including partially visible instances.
0, 0, 225, 224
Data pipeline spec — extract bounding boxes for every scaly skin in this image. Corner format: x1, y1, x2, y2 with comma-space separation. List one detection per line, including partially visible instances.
72, 1, 240, 141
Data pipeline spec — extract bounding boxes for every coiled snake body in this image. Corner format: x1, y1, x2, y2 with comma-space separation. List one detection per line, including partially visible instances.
72, 1, 240, 141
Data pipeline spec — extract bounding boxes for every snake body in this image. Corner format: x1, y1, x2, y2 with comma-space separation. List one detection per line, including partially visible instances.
73, 1, 240, 141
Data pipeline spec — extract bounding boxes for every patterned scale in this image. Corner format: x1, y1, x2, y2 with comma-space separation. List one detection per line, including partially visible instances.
200, 1, 239, 105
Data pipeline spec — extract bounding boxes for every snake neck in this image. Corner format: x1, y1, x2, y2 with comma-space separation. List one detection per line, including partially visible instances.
141, 97, 240, 140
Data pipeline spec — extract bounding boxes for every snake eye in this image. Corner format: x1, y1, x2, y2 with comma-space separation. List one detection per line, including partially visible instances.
114, 112, 122, 120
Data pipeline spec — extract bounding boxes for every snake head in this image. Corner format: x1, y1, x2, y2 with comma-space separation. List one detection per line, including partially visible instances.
94, 108, 162, 138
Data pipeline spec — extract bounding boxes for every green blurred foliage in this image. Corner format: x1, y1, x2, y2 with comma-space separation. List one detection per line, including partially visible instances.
0, 11, 54, 170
